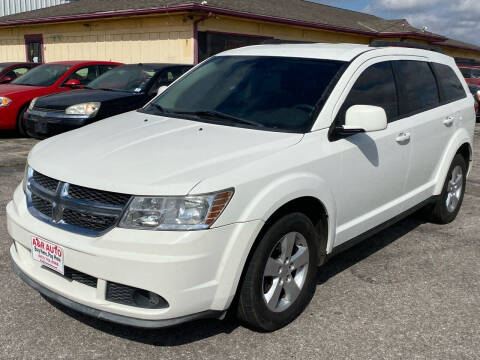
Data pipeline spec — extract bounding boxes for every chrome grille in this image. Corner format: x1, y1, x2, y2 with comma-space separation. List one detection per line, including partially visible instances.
32, 171, 59, 192
26, 169, 131, 236
31, 194, 52, 217
68, 184, 130, 206
33, 106, 65, 114
62, 208, 117, 232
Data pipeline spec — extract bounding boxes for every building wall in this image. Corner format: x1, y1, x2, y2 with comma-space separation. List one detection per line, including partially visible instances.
0, 14, 194, 63
199, 17, 480, 61
0, 12, 478, 63
198, 15, 372, 45
442, 47, 480, 61
0, 0, 72, 17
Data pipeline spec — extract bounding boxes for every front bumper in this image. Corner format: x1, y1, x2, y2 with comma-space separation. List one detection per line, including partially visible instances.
11, 256, 223, 328
25, 110, 90, 138
8, 185, 262, 327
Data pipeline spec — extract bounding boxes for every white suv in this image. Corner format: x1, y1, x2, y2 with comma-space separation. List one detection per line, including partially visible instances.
8, 43, 475, 332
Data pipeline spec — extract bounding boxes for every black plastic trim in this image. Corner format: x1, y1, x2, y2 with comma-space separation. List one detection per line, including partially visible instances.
11, 258, 224, 329
329, 196, 437, 257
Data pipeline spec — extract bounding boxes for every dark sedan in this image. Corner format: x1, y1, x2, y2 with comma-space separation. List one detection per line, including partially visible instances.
0, 62, 40, 84
25, 63, 192, 138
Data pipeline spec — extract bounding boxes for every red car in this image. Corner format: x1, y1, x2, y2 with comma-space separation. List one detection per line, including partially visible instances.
0, 62, 40, 84
0, 61, 121, 134
458, 65, 480, 86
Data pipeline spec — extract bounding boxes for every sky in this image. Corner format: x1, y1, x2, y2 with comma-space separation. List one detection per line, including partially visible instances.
312, 0, 480, 46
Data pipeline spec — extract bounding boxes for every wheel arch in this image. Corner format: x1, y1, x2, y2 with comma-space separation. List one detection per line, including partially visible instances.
210, 174, 337, 311
253, 196, 330, 266
15, 101, 32, 135
434, 129, 473, 194
457, 142, 472, 173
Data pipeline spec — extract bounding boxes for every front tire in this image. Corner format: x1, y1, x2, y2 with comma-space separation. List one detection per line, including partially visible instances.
236, 213, 319, 331
16, 105, 29, 137
428, 154, 467, 224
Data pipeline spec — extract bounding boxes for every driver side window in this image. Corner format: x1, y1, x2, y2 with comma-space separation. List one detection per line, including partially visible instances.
336, 61, 398, 125
64, 66, 99, 86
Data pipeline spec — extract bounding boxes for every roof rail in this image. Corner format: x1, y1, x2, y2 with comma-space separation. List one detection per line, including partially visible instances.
370, 40, 444, 54
261, 39, 314, 45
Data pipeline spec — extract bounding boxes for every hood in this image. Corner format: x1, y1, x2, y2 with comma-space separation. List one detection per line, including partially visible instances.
35, 89, 140, 110
28, 111, 303, 195
0, 84, 44, 96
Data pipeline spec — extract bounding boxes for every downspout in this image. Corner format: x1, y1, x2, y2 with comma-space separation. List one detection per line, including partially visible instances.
193, 12, 213, 64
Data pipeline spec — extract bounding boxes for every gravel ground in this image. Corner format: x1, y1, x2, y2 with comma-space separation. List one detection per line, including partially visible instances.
1, 126, 479, 360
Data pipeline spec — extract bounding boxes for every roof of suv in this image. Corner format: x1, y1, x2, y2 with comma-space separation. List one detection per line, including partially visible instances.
219, 43, 452, 62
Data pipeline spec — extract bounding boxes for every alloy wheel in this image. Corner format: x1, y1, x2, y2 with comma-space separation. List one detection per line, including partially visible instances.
262, 232, 309, 312
446, 165, 464, 213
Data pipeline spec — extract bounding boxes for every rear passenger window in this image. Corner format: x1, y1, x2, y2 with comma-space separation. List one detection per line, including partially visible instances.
393, 61, 439, 115
336, 61, 398, 124
432, 63, 466, 103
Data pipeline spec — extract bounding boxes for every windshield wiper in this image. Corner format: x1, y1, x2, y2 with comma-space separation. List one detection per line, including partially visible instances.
150, 103, 166, 114
170, 110, 265, 128
94, 88, 132, 93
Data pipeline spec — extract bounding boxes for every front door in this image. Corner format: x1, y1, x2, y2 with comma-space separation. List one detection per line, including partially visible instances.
330, 60, 411, 246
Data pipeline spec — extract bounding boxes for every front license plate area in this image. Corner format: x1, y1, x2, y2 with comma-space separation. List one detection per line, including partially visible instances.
35, 119, 47, 134
31, 236, 64, 275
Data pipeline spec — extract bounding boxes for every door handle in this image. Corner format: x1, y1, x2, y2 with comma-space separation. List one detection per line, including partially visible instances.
396, 132, 410, 143
443, 116, 455, 127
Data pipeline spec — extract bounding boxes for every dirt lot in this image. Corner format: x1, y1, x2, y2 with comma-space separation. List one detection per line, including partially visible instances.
1, 127, 479, 360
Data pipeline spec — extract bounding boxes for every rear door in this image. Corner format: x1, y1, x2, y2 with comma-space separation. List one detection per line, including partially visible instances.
394, 60, 467, 208
330, 59, 412, 245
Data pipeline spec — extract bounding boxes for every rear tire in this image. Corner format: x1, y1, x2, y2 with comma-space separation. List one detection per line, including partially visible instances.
236, 213, 319, 332
427, 154, 467, 224
16, 105, 29, 137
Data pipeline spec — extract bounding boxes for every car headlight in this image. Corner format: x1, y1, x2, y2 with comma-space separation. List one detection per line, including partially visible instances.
65, 102, 101, 116
0, 96, 11, 107
28, 98, 38, 110
119, 189, 234, 231
477, 90, 480, 102
23, 165, 32, 193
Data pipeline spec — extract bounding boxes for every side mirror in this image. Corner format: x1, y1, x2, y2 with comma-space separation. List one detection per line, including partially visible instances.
344, 105, 387, 132
332, 105, 387, 140
157, 85, 168, 96
64, 78, 81, 88
0, 76, 14, 84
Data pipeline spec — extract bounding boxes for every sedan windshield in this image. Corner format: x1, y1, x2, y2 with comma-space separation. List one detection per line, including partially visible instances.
12, 64, 71, 86
145, 56, 345, 132
87, 65, 157, 93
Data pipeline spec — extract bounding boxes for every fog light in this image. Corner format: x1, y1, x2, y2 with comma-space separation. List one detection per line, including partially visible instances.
133, 289, 166, 309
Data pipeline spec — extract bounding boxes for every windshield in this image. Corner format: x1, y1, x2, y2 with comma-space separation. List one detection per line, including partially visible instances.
12, 64, 70, 86
145, 56, 345, 132
87, 65, 157, 93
